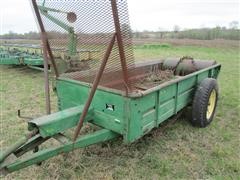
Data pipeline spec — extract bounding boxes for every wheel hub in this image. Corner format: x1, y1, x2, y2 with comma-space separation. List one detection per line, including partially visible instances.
207, 89, 216, 119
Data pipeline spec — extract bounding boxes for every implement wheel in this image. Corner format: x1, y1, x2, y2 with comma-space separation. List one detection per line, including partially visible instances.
191, 78, 219, 127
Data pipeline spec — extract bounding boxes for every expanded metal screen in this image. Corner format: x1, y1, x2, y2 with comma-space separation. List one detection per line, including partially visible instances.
34, 0, 135, 91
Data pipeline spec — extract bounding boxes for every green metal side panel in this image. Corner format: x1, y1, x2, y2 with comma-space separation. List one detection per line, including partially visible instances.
56, 65, 221, 144
125, 93, 157, 143
158, 102, 175, 124
158, 99, 175, 123
125, 99, 142, 143
124, 65, 221, 143
176, 77, 196, 112
56, 79, 125, 134
197, 71, 209, 83
176, 88, 194, 111
178, 76, 196, 94
137, 93, 156, 134
93, 111, 125, 134
158, 84, 176, 124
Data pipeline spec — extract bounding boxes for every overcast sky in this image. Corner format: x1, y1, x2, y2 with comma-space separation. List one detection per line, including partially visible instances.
0, 0, 239, 34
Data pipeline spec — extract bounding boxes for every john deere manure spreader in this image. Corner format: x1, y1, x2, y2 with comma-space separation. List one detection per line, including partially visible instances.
0, 0, 221, 175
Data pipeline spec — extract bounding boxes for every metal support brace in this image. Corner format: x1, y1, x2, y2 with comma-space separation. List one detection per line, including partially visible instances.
0, 129, 118, 175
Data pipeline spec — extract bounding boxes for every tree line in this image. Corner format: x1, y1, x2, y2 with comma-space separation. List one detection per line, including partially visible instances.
0, 31, 40, 40
134, 27, 239, 40
1, 25, 239, 41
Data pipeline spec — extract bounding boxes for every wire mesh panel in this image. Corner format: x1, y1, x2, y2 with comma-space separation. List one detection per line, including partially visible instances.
34, 0, 135, 91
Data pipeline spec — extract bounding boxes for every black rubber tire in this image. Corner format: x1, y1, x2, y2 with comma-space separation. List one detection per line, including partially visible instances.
191, 78, 219, 127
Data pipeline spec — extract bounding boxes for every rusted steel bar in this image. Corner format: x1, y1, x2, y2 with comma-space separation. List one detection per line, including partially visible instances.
42, 33, 51, 114
46, 41, 59, 77
31, 0, 59, 78
32, 0, 51, 114
111, 0, 131, 93
43, 42, 51, 114
73, 34, 116, 141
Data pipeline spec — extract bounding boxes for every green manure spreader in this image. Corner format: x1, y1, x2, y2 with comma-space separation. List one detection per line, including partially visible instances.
0, 0, 221, 176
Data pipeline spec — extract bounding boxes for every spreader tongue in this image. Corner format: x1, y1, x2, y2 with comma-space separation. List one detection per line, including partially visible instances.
0, 129, 38, 163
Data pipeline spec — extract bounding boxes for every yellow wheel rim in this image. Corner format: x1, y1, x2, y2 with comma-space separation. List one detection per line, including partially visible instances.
206, 89, 217, 119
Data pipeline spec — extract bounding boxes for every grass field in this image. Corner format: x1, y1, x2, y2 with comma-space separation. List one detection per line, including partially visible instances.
0, 40, 239, 179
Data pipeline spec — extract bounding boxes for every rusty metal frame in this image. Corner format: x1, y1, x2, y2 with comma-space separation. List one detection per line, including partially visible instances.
31, 0, 60, 114
111, 0, 131, 93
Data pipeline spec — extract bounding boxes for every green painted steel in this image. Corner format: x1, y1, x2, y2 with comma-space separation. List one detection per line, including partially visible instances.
56, 79, 126, 134
0, 136, 28, 162
1, 129, 118, 174
56, 64, 221, 143
38, 5, 73, 32
24, 57, 44, 66
68, 31, 78, 55
0, 55, 20, 65
28, 105, 94, 138
38, 5, 77, 56
0, 44, 44, 66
